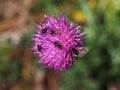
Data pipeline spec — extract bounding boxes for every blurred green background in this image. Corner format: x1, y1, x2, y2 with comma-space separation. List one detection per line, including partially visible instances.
0, 0, 120, 90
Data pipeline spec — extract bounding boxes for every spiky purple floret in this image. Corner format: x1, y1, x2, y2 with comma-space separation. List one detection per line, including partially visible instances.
32, 14, 86, 71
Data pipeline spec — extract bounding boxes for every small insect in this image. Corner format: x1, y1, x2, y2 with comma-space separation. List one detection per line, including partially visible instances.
37, 45, 42, 52
41, 28, 47, 34
53, 41, 62, 49
51, 30, 60, 35
72, 48, 79, 56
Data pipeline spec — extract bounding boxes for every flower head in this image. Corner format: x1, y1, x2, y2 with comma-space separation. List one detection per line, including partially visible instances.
32, 14, 86, 71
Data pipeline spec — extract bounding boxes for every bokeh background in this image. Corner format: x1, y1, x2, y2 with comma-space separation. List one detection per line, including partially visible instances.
0, 0, 120, 90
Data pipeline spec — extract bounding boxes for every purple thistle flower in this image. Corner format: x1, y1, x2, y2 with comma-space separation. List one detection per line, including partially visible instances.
32, 14, 86, 71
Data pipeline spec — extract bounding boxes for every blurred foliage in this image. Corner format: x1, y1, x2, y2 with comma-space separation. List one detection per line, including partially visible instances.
0, 40, 22, 84
0, 0, 120, 90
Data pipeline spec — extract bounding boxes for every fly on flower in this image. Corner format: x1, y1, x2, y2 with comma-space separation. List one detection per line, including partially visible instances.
32, 14, 86, 71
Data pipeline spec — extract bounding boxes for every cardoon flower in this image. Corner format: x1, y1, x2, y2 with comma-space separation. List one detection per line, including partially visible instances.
32, 14, 86, 71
